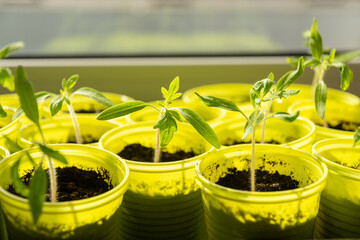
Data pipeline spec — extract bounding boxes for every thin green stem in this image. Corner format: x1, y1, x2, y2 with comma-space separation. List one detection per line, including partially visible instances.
250, 108, 259, 192
154, 128, 161, 163
239, 110, 254, 128
260, 101, 272, 144
66, 103, 82, 144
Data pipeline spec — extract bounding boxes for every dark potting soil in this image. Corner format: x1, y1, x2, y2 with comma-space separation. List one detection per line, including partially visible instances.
316, 120, 360, 131
216, 167, 299, 192
64, 108, 103, 114
66, 134, 99, 144
118, 143, 196, 162
223, 139, 282, 146
7, 166, 113, 202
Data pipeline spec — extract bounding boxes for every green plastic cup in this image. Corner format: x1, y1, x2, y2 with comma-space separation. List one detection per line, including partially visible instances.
0, 144, 129, 240
313, 138, 360, 239
99, 122, 213, 240
196, 144, 327, 240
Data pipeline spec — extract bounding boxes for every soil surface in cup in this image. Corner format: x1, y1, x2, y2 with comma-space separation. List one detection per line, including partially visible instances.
118, 143, 196, 162
64, 108, 103, 114
216, 167, 299, 191
315, 120, 360, 131
8, 166, 113, 201
223, 139, 283, 146
66, 134, 99, 144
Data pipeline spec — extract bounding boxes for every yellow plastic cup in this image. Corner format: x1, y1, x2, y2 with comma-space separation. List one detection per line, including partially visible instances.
0, 144, 129, 239
127, 99, 226, 126
212, 116, 316, 152
289, 98, 360, 142
196, 144, 327, 240
0, 94, 20, 108
0, 106, 21, 153
99, 122, 213, 240
271, 84, 360, 113
19, 116, 119, 148
312, 138, 360, 239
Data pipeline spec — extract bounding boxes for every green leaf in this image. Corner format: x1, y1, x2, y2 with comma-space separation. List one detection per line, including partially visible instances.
73, 87, 113, 107
276, 57, 304, 91
277, 89, 300, 99
176, 108, 220, 149
243, 110, 264, 140
331, 62, 353, 91
328, 49, 336, 64
161, 87, 168, 99
38, 144, 67, 164
11, 159, 30, 198
315, 81, 327, 119
287, 56, 303, 67
0, 67, 15, 91
0, 201, 8, 240
0, 104, 7, 118
168, 109, 182, 122
13, 92, 54, 120
97, 101, 149, 120
309, 18, 323, 60
15, 66, 39, 127
334, 50, 360, 63
153, 110, 177, 147
269, 111, 299, 122
29, 166, 47, 225
64, 75, 78, 91
195, 92, 241, 112
168, 76, 180, 97
304, 59, 322, 68
4, 135, 23, 153
50, 95, 65, 116
250, 78, 275, 108
61, 78, 67, 90
0, 42, 24, 59
354, 128, 360, 147
267, 72, 274, 80
170, 92, 182, 101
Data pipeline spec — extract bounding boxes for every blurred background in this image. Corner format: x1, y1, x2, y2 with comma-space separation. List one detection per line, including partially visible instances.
0, 0, 359, 99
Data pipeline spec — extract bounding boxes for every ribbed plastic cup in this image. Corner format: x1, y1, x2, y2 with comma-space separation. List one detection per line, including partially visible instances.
0, 94, 19, 108
289, 98, 360, 142
0, 106, 21, 153
99, 122, 213, 240
18, 115, 119, 148
196, 144, 327, 240
271, 84, 360, 113
212, 116, 315, 152
126, 99, 226, 126
313, 138, 360, 239
0, 144, 129, 240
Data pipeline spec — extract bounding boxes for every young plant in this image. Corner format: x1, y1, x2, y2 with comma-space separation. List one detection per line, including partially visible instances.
196, 69, 301, 192
48, 75, 113, 144
11, 66, 67, 224
0, 41, 24, 117
288, 18, 359, 125
97, 76, 220, 162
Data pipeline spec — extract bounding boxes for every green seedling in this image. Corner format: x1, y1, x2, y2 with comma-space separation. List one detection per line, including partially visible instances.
13, 75, 113, 144
11, 66, 67, 224
288, 18, 359, 126
196, 64, 303, 192
0, 41, 24, 117
354, 128, 360, 147
97, 76, 220, 162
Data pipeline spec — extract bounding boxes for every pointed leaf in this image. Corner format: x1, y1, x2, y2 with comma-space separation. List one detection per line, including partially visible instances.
334, 50, 360, 63
61, 78, 67, 90
161, 87, 168, 99
170, 92, 182, 101
73, 87, 113, 107
269, 111, 299, 122
267, 72, 274, 80
276, 57, 304, 91
168, 109, 182, 122
0, 67, 14, 91
0, 42, 24, 59
38, 144, 67, 164
15, 66, 39, 127
315, 81, 327, 119
304, 59, 321, 68
153, 110, 177, 147
0, 104, 7, 118
195, 92, 242, 112
97, 101, 149, 120
331, 62, 353, 91
168, 76, 180, 97
328, 49, 336, 64
11, 159, 30, 198
50, 95, 65, 116
354, 128, 360, 147
64, 75, 78, 91
243, 110, 264, 140
29, 167, 47, 225
277, 89, 300, 99
177, 107, 220, 149
309, 18, 323, 60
